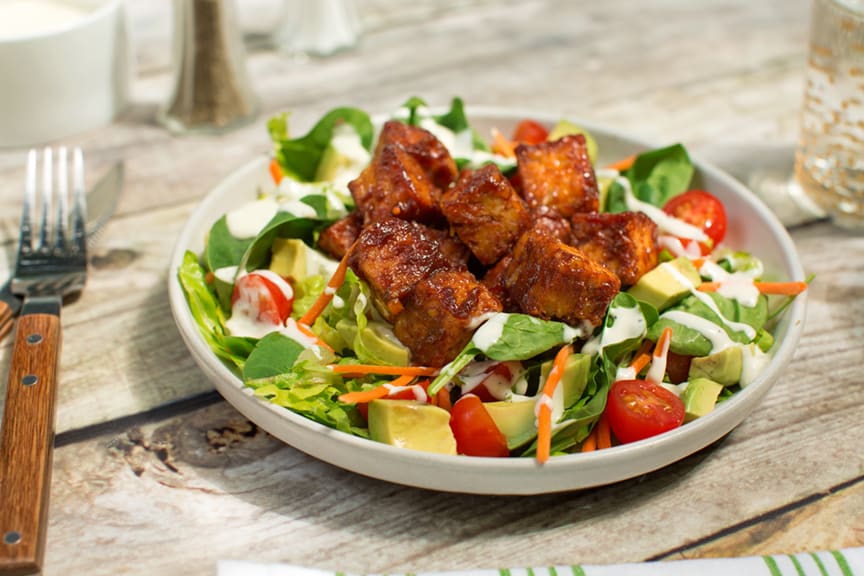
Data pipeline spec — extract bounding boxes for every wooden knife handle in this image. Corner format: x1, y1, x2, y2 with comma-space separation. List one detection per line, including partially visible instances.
0, 314, 62, 575
0, 300, 12, 343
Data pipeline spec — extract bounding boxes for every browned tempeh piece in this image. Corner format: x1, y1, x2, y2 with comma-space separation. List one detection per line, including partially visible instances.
375, 120, 458, 190
317, 212, 363, 260
569, 211, 659, 287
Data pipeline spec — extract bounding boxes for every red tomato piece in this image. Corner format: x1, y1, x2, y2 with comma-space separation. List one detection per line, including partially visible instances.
662, 190, 728, 253
231, 271, 294, 326
605, 379, 685, 444
449, 395, 509, 457
512, 119, 549, 145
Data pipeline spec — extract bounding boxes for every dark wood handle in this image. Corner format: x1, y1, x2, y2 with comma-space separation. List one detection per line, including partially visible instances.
0, 314, 62, 575
0, 300, 12, 343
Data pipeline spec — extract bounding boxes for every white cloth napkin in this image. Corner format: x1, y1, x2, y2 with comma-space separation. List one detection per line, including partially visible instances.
217, 547, 864, 576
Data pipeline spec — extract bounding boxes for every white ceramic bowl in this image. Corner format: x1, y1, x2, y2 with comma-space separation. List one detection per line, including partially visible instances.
0, 0, 128, 148
168, 108, 808, 495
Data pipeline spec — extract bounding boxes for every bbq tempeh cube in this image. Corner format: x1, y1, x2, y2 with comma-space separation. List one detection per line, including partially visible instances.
393, 269, 502, 367
503, 227, 620, 327
317, 212, 363, 260
569, 211, 659, 287
515, 134, 599, 216
376, 120, 458, 190
440, 164, 532, 265
349, 144, 444, 226
347, 217, 457, 320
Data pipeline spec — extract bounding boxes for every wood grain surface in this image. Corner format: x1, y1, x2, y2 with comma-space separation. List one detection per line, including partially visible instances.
0, 0, 862, 574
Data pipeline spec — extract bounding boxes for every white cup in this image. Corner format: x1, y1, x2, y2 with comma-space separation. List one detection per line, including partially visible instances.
0, 0, 129, 149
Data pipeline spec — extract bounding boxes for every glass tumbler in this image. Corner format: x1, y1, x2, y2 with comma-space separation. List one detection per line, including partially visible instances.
795, 0, 864, 229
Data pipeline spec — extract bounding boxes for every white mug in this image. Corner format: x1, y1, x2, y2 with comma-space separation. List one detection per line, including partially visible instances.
0, 0, 129, 149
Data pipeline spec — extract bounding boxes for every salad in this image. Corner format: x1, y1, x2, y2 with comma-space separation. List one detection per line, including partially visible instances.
178, 97, 807, 463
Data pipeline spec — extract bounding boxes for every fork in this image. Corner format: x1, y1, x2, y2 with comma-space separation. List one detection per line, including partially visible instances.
0, 147, 88, 575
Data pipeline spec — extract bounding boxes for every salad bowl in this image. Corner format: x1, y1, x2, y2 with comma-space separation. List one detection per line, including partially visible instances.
168, 107, 807, 495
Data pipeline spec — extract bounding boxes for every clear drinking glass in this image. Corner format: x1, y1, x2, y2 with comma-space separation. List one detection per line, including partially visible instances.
794, 0, 864, 229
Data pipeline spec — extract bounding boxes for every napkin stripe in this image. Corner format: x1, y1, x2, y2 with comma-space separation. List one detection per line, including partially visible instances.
810, 552, 829, 576
789, 554, 806, 576
764, 556, 783, 576
833, 550, 854, 576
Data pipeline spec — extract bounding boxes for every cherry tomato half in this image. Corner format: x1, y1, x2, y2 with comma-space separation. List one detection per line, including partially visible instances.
605, 379, 685, 444
512, 119, 549, 145
449, 395, 509, 457
662, 190, 728, 253
231, 270, 294, 326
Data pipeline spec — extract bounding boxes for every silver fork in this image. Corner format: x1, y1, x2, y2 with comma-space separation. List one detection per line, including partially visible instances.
0, 147, 88, 575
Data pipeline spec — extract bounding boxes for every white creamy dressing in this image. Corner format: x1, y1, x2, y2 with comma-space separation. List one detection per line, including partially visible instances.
470, 313, 508, 353
226, 197, 279, 238
0, 1, 86, 39
661, 310, 736, 352
740, 344, 771, 388
663, 262, 757, 341
582, 304, 646, 357
617, 177, 710, 242
213, 265, 239, 284
384, 383, 429, 403
659, 234, 703, 259
698, 260, 760, 308
645, 334, 670, 384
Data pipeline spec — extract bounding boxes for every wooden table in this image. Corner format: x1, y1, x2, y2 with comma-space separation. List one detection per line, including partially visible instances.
1, 0, 862, 573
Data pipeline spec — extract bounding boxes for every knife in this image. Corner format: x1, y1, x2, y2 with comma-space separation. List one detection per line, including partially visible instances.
0, 160, 124, 340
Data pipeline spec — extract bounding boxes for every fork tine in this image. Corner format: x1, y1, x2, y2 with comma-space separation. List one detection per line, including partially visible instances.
21, 150, 36, 256
72, 147, 87, 253
55, 147, 69, 251
39, 147, 53, 251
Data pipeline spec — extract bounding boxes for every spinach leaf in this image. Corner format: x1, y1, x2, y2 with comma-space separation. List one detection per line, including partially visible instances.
271, 108, 374, 182
239, 213, 320, 273
204, 215, 255, 273
625, 143, 694, 207
243, 332, 306, 381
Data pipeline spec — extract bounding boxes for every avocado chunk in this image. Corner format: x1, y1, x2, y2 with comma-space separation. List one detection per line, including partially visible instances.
541, 353, 591, 409
356, 322, 411, 366
315, 126, 370, 187
681, 377, 724, 421
689, 346, 742, 386
548, 120, 598, 164
269, 237, 307, 283
627, 257, 701, 311
484, 398, 537, 450
368, 400, 457, 455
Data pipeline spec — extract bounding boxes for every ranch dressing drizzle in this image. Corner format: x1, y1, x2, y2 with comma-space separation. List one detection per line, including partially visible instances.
226, 197, 279, 238
740, 344, 771, 388
471, 313, 507, 353
699, 260, 760, 308
663, 263, 757, 340
582, 304, 646, 357
617, 177, 710, 242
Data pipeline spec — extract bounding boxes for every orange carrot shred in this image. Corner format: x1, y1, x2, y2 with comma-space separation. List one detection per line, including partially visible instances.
299, 252, 351, 327
269, 159, 284, 184
329, 364, 439, 377
295, 321, 334, 353
536, 344, 574, 464
581, 428, 598, 453
698, 280, 808, 295
491, 128, 516, 158
436, 387, 452, 412
629, 339, 654, 375
653, 326, 673, 359
338, 374, 415, 404
596, 414, 612, 450
605, 153, 637, 172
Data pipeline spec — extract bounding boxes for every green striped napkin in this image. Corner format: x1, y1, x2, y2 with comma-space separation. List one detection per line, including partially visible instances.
217, 547, 863, 576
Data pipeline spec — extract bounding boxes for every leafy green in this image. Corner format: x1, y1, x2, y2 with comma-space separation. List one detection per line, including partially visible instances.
248, 361, 368, 436
243, 332, 306, 380
271, 108, 374, 182
427, 313, 580, 394
176, 251, 248, 369
239, 213, 320, 273
605, 143, 694, 212
205, 216, 256, 272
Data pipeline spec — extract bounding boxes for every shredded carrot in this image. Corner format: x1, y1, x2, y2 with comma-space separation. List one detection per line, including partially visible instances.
338, 374, 415, 404
295, 321, 334, 353
329, 364, 439, 377
653, 326, 673, 359
629, 339, 654, 376
595, 414, 612, 450
605, 153, 637, 172
490, 128, 517, 158
581, 427, 598, 453
269, 158, 284, 184
698, 280, 808, 295
536, 344, 574, 464
435, 387, 452, 412
299, 252, 351, 327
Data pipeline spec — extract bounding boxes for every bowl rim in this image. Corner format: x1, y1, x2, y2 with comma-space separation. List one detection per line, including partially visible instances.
168, 106, 808, 494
